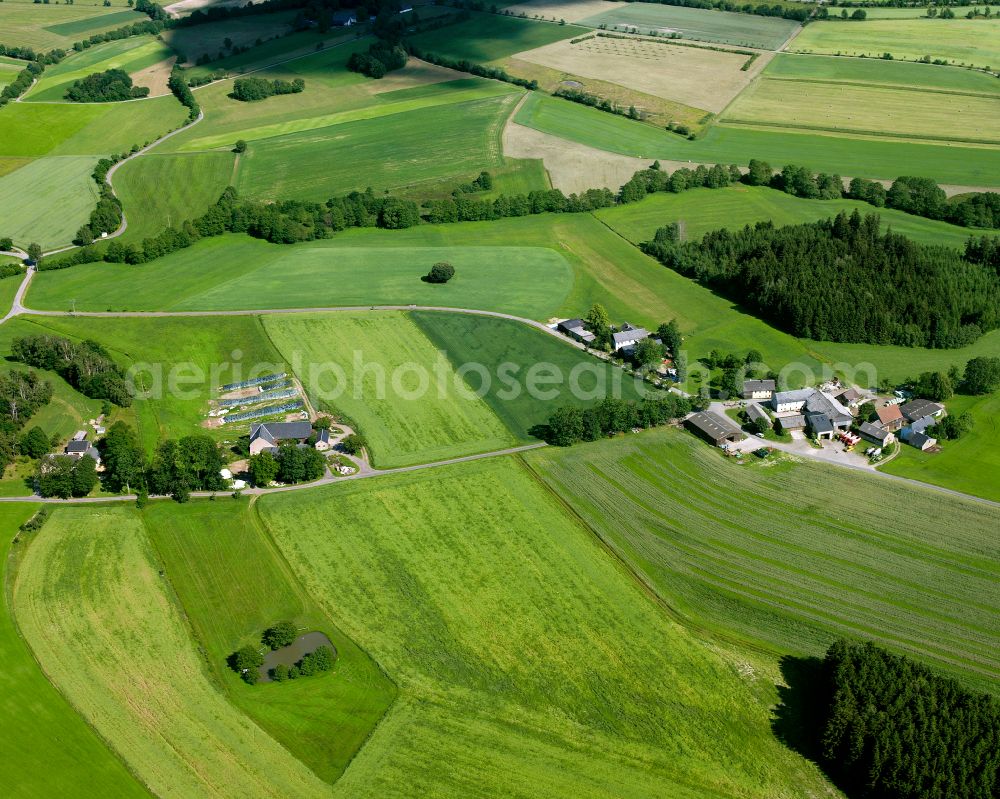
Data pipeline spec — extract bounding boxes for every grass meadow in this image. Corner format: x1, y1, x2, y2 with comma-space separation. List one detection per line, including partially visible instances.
142, 501, 396, 784
24, 36, 173, 102
263, 312, 518, 467
0, 505, 149, 799
595, 184, 989, 249
0, 155, 99, 248
515, 92, 1000, 185
13, 505, 337, 799
526, 428, 1000, 692
258, 458, 835, 797
26, 234, 573, 317
791, 17, 1000, 69
163, 11, 299, 65
413, 311, 657, 437
577, 3, 800, 49
114, 151, 235, 242
0, 1, 144, 51
406, 11, 588, 61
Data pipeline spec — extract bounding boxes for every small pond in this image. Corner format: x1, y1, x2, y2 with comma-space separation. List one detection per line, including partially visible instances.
258, 631, 336, 682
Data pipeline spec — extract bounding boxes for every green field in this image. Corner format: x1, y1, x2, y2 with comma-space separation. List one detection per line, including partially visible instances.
526, 428, 1000, 691
163, 11, 299, 64
26, 235, 573, 317
595, 184, 989, 249
577, 3, 800, 50
880, 391, 1000, 502
24, 37, 174, 102
257, 458, 835, 797
0, 95, 188, 157
413, 311, 657, 437
263, 312, 518, 466
791, 17, 1000, 70
0, 314, 285, 452
142, 501, 396, 784
182, 28, 355, 81
114, 151, 235, 242
13, 506, 337, 799
515, 92, 1000, 185
406, 11, 588, 61
0, 1, 144, 51
0, 505, 149, 799
0, 156, 99, 249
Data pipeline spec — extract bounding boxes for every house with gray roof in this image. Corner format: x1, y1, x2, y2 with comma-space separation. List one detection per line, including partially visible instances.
772, 388, 851, 439
858, 421, 894, 446
249, 421, 315, 455
771, 388, 814, 413
778, 414, 806, 432
905, 430, 937, 451
685, 411, 745, 446
612, 322, 649, 353
557, 319, 595, 344
900, 399, 944, 422
64, 438, 101, 466
743, 379, 775, 400
746, 403, 770, 425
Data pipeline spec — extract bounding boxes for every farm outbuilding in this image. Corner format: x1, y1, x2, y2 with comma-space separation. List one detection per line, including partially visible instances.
686, 411, 745, 446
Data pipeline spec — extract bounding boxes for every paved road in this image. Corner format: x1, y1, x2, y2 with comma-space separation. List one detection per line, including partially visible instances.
0, 442, 548, 504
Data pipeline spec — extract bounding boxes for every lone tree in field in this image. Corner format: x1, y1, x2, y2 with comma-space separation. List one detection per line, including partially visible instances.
229, 645, 264, 684
340, 433, 367, 456
425, 262, 455, 283
233, 139, 247, 153
26, 242, 42, 264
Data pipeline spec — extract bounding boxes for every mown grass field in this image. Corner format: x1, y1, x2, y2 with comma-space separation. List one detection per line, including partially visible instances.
142, 501, 396, 784
0, 95, 188, 157
0, 155, 99, 249
791, 17, 1000, 70
880, 391, 1000, 502
595, 184, 989, 249
526, 428, 1000, 692
258, 458, 835, 798
12, 505, 337, 799
577, 3, 800, 49
114, 151, 235, 243
0, 505, 149, 799
24, 36, 173, 102
514, 92, 1000, 185
0, 315, 285, 452
27, 235, 573, 318
413, 311, 657, 438
0, 1, 144, 51
163, 11, 298, 64
406, 11, 588, 61
264, 312, 517, 467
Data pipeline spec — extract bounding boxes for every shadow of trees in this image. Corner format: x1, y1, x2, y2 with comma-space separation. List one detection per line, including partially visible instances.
772, 654, 827, 764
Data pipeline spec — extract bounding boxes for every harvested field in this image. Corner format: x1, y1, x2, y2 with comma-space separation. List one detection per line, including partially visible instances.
130, 55, 177, 96
515, 34, 765, 113
503, 0, 627, 23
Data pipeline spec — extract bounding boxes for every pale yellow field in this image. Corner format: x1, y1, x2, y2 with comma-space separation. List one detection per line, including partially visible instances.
723, 77, 1000, 144
13, 507, 333, 799
503, 0, 627, 23
515, 35, 764, 113
130, 55, 177, 96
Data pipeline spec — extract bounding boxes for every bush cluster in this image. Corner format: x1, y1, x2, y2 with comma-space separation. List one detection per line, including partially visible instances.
230, 76, 304, 101
347, 40, 407, 79
0, 371, 54, 471
65, 69, 149, 102
10, 335, 133, 406
168, 66, 200, 120
246, 442, 325, 487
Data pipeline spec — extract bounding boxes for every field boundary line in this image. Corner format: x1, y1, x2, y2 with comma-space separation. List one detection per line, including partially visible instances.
717, 117, 1000, 147
762, 75, 1000, 100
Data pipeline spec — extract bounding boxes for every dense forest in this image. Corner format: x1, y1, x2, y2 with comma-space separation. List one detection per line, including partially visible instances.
65, 69, 150, 102
819, 640, 1000, 799
641, 211, 1000, 348
11, 335, 133, 406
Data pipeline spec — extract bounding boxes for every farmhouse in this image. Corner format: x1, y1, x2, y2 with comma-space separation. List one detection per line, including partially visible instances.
64, 438, 101, 466
835, 387, 863, 408
332, 9, 358, 25
612, 322, 650, 353
875, 403, 904, 432
743, 379, 775, 400
903, 430, 937, 451
746, 402, 769, 425
900, 399, 945, 422
771, 388, 813, 414
558, 318, 595, 344
686, 411, 746, 446
314, 428, 332, 451
771, 388, 851, 439
249, 421, 316, 455
858, 421, 894, 446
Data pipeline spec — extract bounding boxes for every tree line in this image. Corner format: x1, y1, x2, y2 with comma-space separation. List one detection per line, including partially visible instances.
65, 68, 149, 102
817, 639, 1000, 799
74, 155, 126, 245
642, 210, 1000, 348
536, 395, 699, 446
246, 443, 325, 487
230, 76, 305, 101
0, 371, 54, 472
582, 0, 813, 22
10, 335, 133, 407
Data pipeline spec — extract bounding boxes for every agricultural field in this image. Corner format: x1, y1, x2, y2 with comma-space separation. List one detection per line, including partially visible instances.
12, 506, 337, 799
163, 11, 299, 65
576, 3, 800, 50
114, 151, 235, 242
790, 17, 1000, 70
258, 458, 835, 797
142, 501, 396, 783
526, 428, 1000, 692
723, 53, 1000, 144
406, 11, 588, 62
0, 505, 149, 799
0, 1, 144, 51
263, 312, 518, 467
0, 58, 21, 91
0, 155, 99, 249
879, 391, 1000, 502
412, 311, 657, 438
24, 36, 174, 102
514, 92, 1000, 186
595, 184, 991, 249
26, 234, 574, 318
503, 0, 629, 23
